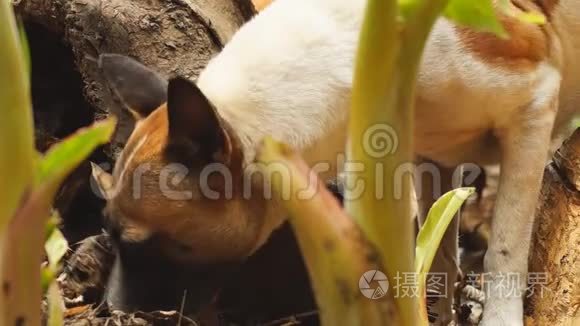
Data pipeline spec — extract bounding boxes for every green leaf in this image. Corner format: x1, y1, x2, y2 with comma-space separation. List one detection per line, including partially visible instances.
497, 0, 546, 25
572, 117, 580, 129
398, 0, 421, 21
43, 219, 67, 293
41, 266, 55, 294
415, 187, 474, 276
45, 228, 68, 269
36, 117, 117, 188
444, 0, 507, 38
2, 117, 115, 324
514, 11, 546, 24
45, 211, 60, 240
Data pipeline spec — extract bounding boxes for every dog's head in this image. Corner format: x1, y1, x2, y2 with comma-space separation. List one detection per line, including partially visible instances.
92, 54, 275, 264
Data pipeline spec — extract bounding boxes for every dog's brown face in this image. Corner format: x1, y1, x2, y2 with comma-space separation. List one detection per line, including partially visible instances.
92, 54, 272, 263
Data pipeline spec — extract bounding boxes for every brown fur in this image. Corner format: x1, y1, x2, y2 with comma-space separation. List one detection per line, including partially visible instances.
252, 0, 273, 11
456, 1, 550, 71
115, 105, 168, 174
106, 103, 278, 263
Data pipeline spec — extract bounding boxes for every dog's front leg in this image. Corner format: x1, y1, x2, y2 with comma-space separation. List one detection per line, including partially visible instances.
481, 72, 559, 326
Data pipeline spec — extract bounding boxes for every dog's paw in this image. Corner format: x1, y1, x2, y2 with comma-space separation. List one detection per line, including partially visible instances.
479, 296, 523, 326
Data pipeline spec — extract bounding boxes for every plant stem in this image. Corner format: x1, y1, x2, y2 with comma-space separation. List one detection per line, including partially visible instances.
1, 189, 51, 326
258, 139, 400, 325
396, 2, 449, 322
346, 0, 419, 324
0, 2, 35, 321
346, 0, 451, 325
0, 0, 35, 230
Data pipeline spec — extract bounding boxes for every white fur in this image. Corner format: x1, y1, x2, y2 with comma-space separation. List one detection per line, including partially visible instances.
197, 0, 365, 164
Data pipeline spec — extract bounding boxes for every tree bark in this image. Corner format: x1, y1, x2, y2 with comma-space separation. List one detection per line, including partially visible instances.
525, 128, 580, 325
14, 0, 255, 156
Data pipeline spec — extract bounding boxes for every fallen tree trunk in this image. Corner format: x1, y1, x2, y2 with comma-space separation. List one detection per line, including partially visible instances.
525, 128, 580, 325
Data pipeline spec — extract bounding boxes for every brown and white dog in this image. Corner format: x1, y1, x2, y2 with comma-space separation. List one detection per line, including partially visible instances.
92, 0, 580, 324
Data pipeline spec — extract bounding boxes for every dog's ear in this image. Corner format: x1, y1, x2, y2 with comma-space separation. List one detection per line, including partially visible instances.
165, 77, 233, 164
99, 54, 168, 119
